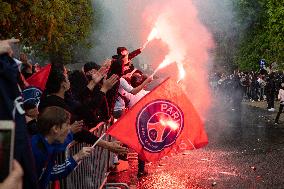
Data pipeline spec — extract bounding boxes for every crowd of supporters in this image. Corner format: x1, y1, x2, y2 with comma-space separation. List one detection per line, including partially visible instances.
2, 38, 283, 189
0, 39, 153, 189
209, 68, 284, 124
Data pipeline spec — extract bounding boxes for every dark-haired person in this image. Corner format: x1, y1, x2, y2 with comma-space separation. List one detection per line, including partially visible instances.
266, 73, 276, 111
39, 63, 127, 154
105, 58, 125, 115
113, 46, 144, 74
128, 72, 150, 107
83, 61, 102, 81
31, 106, 94, 189
114, 70, 153, 119
69, 68, 118, 128
0, 39, 38, 189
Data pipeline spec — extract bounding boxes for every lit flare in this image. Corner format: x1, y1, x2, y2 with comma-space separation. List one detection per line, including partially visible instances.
146, 21, 187, 81
143, 27, 160, 50
159, 118, 179, 130
147, 27, 159, 42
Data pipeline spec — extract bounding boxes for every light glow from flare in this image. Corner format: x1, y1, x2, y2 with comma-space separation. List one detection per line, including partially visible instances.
147, 27, 159, 42
177, 63, 186, 82
159, 118, 179, 131
139, 0, 214, 117
146, 20, 187, 81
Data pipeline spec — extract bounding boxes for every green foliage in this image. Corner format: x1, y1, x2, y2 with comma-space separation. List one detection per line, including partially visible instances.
0, 0, 95, 64
266, 0, 284, 64
233, 0, 284, 71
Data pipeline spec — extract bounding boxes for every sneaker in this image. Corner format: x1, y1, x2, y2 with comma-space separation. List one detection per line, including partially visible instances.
268, 108, 275, 112
274, 122, 278, 125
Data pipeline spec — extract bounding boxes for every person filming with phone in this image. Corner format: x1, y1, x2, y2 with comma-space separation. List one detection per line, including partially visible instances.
0, 160, 23, 189
0, 39, 25, 189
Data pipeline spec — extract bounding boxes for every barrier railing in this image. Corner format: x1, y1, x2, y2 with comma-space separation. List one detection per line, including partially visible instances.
49, 121, 129, 189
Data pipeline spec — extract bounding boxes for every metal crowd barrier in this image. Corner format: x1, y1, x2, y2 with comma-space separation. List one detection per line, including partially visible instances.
49, 121, 129, 189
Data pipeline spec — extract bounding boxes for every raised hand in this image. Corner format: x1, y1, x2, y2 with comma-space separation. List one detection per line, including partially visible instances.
100, 74, 119, 93
92, 66, 108, 84
0, 39, 19, 55
101, 58, 112, 70
145, 75, 154, 83
73, 147, 94, 162
70, 120, 83, 134
107, 141, 128, 154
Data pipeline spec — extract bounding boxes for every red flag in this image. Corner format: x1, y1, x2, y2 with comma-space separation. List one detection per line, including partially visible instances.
26, 64, 51, 91
106, 78, 208, 162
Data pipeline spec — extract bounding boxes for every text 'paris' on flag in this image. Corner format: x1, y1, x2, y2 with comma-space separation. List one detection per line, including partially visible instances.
106, 78, 208, 162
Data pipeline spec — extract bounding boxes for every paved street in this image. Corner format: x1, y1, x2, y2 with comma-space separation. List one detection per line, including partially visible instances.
109, 100, 284, 189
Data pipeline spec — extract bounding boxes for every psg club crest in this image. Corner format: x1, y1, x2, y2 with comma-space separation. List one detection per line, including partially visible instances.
136, 99, 184, 152
22, 87, 42, 106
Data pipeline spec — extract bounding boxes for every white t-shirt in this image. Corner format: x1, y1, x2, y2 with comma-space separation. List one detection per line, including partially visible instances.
114, 78, 133, 111
278, 88, 284, 104
128, 90, 149, 108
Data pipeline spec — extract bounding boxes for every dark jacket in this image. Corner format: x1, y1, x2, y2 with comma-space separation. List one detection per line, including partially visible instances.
128, 48, 142, 61
0, 54, 38, 189
39, 94, 99, 144
68, 71, 110, 127
266, 77, 276, 95
75, 86, 110, 127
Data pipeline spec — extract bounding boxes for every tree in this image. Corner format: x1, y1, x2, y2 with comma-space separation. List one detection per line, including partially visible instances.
0, 0, 94, 64
233, 0, 284, 71
266, 0, 284, 65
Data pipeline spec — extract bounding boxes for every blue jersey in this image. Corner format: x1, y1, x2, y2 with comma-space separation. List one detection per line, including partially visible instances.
31, 133, 76, 189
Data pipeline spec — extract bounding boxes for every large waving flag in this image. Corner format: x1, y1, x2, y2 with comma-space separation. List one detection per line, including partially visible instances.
23, 64, 51, 106
106, 78, 208, 162
26, 64, 51, 91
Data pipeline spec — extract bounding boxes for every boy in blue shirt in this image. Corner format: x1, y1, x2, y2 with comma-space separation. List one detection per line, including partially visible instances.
31, 106, 93, 189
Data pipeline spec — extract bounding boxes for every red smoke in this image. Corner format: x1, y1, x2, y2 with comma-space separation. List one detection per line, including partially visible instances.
127, 0, 214, 118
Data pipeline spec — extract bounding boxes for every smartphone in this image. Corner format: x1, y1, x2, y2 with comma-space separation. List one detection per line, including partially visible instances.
0, 121, 15, 182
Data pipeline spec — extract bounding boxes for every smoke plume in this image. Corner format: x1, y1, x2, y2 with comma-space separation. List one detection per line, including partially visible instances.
91, 0, 217, 117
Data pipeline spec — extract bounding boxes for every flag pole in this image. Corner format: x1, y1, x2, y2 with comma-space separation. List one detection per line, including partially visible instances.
91, 133, 106, 148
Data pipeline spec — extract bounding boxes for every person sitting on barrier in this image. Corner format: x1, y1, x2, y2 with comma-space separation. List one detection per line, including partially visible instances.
31, 106, 94, 189
39, 62, 128, 154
